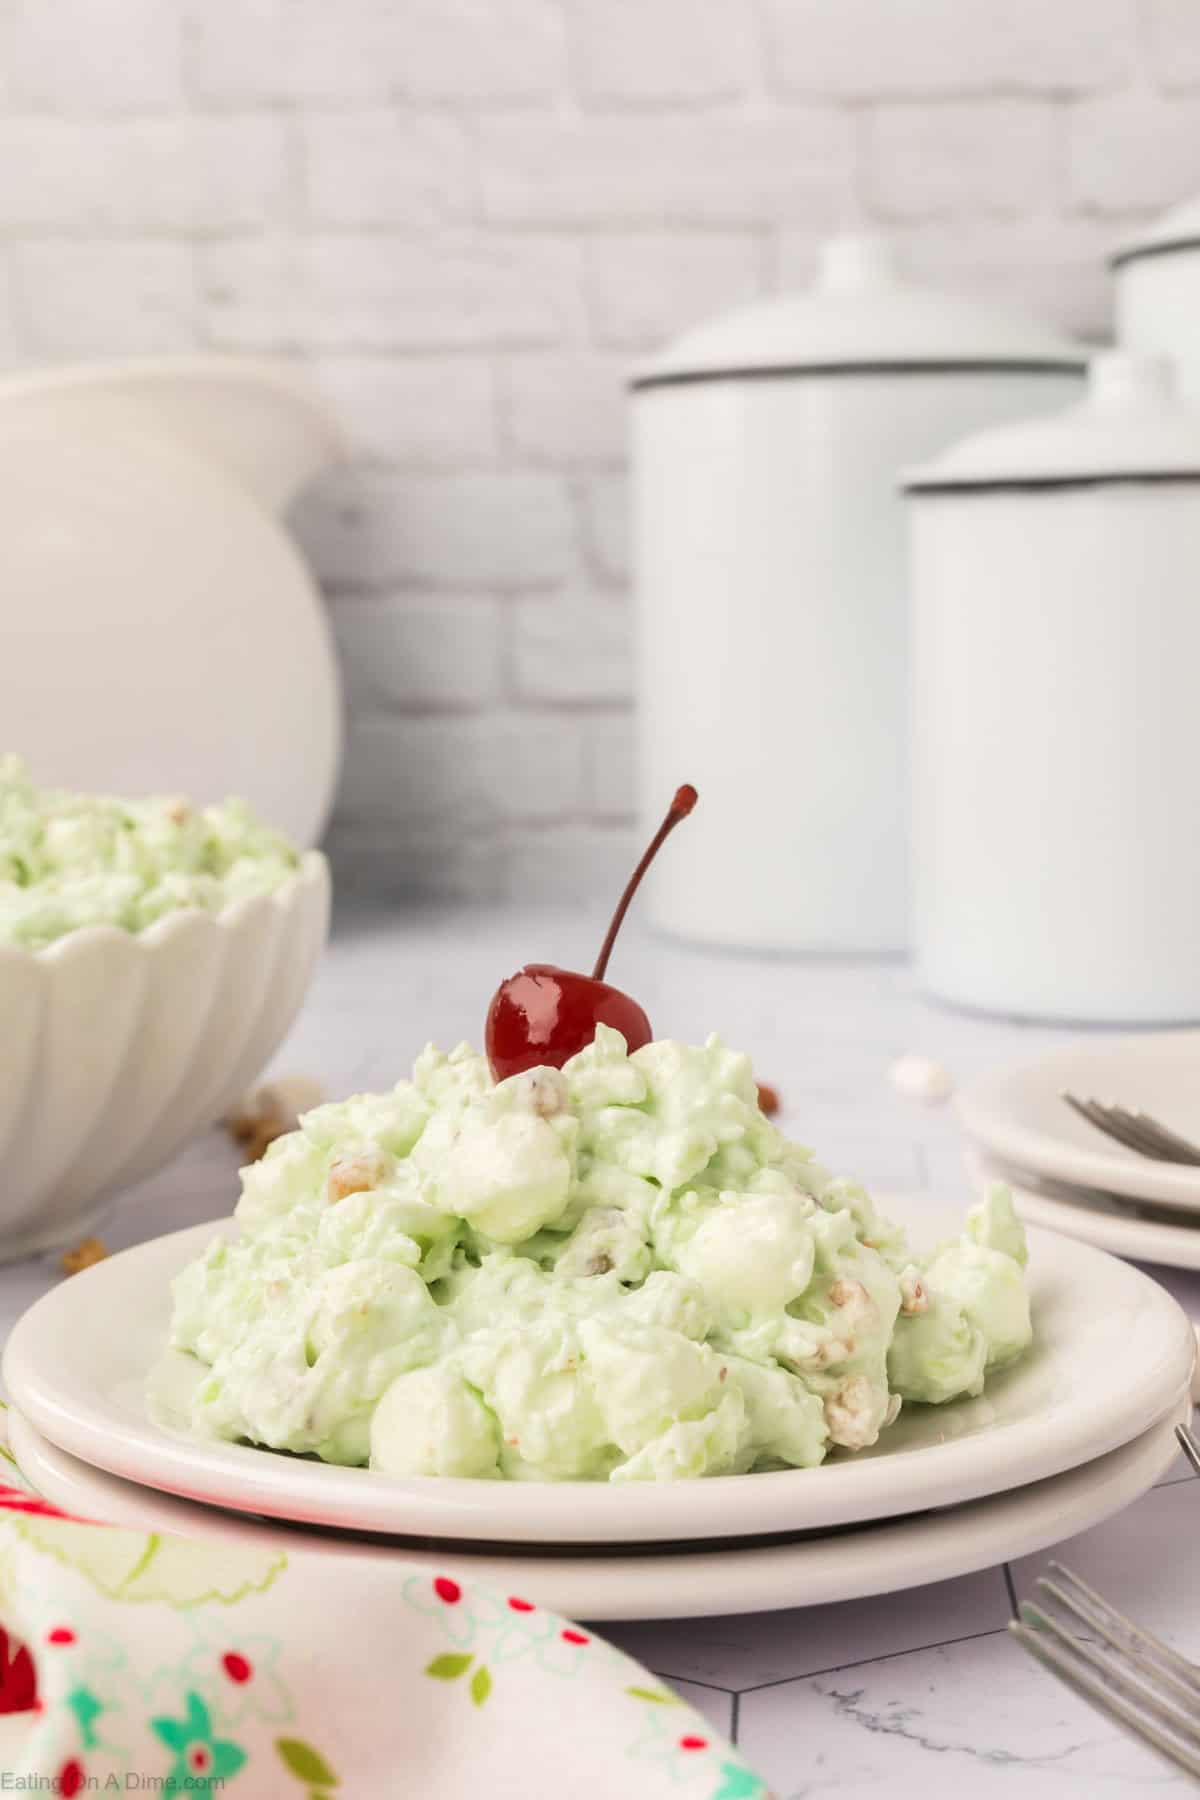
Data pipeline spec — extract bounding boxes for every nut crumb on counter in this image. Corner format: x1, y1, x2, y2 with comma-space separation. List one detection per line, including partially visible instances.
226, 1074, 324, 1164
61, 1236, 109, 1276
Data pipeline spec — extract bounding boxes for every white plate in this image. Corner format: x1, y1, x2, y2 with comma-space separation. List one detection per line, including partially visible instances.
8, 1403, 1189, 1622
958, 1031, 1200, 1211
4, 1202, 1194, 1546
967, 1148, 1200, 1273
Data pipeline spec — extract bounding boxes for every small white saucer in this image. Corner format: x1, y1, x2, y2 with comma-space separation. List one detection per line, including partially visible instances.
9, 1405, 1188, 1623
4, 1200, 1195, 1546
958, 1031, 1200, 1212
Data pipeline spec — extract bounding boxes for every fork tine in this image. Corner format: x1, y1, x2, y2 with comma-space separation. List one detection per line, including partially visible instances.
1063, 1094, 1160, 1158
1063, 1092, 1115, 1140
1063, 1091, 1110, 1135
1177, 1422, 1200, 1477
1063, 1094, 1182, 1162
1036, 1571, 1200, 1703
1011, 1619, 1200, 1781
1061, 1090, 1200, 1165
1045, 1562, 1200, 1687
1128, 1110, 1200, 1167
1019, 1600, 1200, 1754
1106, 1106, 1184, 1159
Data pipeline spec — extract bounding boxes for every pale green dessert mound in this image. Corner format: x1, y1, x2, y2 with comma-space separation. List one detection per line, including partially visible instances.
0, 755, 299, 949
167, 1029, 1033, 1483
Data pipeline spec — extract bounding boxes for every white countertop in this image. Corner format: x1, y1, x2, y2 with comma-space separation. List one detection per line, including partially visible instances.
3, 902, 1198, 1798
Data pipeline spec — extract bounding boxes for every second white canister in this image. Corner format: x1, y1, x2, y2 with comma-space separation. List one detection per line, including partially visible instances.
905, 353, 1200, 1023
632, 235, 1083, 952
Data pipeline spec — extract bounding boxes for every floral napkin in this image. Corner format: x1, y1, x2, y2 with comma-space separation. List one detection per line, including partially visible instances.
0, 1411, 766, 1799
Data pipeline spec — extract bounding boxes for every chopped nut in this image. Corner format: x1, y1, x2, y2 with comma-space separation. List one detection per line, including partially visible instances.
225, 1073, 324, 1163
327, 1150, 388, 1203
241, 1118, 289, 1163
757, 1082, 780, 1116
584, 1252, 614, 1277
777, 1319, 843, 1371
828, 1278, 877, 1333
899, 1267, 930, 1316
225, 1107, 259, 1145
824, 1376, 880, 1451
61, 1236, 109, 1276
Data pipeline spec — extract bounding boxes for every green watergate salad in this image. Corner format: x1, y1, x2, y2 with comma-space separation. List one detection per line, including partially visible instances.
169, 1028, 1032, 1483
0, 756, 299, 949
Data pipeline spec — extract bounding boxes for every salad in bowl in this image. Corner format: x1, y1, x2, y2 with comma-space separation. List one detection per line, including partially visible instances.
0, 758, 328, 1259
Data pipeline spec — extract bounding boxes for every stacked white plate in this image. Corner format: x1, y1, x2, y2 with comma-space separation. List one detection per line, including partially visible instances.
959, 1030, 1200, 1272
3, 1195, 1196, 1622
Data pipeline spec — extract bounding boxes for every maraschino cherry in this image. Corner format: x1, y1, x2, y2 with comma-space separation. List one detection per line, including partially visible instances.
486, 785, 698, 1081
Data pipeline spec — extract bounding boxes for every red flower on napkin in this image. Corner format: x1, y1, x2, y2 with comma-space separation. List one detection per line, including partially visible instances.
0, 1625, 38, 1715
0, 1482, 78, 1521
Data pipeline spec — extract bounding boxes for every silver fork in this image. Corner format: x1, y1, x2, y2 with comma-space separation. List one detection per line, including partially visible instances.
1010, 1423, 1200, 1779
1062, 1092, 1200, 1166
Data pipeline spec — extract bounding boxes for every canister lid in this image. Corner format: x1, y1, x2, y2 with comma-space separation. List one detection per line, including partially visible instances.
904, 353, 1200, 493
1112, 193, 1200, 271
631, 234, 1084, 391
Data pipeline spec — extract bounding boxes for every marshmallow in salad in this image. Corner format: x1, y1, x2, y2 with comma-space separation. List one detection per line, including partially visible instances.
167, 1028, 1032, 1482
0, 755, 299, 949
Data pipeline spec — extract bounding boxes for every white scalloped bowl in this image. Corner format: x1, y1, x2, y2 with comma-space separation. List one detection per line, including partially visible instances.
0, 851, 330, 1261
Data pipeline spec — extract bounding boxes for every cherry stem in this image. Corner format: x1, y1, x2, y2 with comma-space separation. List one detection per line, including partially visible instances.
591, 784, 698, 983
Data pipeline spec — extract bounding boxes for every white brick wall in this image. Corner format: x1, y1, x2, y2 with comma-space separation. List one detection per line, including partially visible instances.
761, 0, 1139, 97
571, 0, 761, 105
479, 113, 855, 225
0, 0, 1196, 897
865, 101, 1059, 219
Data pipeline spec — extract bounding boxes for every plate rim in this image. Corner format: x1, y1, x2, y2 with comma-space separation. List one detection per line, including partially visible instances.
958, 1032, 1200, 1211
8, 1403, 1189, 1622
4, 1212, 1195, 1546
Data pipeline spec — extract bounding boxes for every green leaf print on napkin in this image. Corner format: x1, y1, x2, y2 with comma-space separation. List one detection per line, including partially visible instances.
11, 1515, 286, 1606
423, 1650, 494, 1705
425, 1652, 473, 1680
276, 1735, 340, 1788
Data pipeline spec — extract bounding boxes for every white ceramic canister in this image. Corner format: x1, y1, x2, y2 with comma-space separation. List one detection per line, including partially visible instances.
905, 352, 1200, 1023
632, 235, 1084, 952
1114, 196, 1200, 400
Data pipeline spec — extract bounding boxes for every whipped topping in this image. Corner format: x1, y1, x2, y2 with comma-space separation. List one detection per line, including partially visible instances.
166, 1029, 1031, 1482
